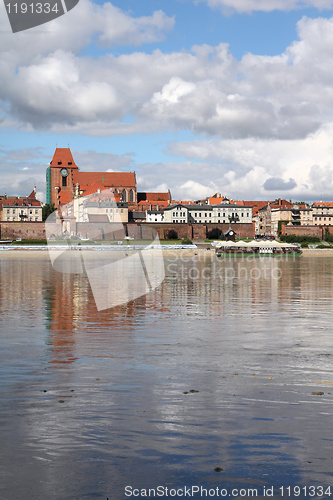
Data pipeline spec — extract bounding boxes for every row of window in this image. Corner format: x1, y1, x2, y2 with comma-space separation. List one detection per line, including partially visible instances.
6, 208, 39, 214
171, 212, 250, 219
6, 217, 39, 221
172, 219, 229, 224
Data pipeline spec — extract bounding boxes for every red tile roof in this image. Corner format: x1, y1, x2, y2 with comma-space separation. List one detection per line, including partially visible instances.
80, 182, 105, 197
313, 202, 333, 207
243, 200, 272, 209
144, 192, 170, 202
50, 148, 78, 168
74, 171, 136, 189
3, 197, 41, 207
58, 191, 72, 206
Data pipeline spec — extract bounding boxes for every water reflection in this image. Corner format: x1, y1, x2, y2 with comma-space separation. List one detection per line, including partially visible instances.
0, 251, 332, 500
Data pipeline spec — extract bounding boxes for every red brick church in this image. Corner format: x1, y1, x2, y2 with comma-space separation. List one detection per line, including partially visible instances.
46, 148, 137, 208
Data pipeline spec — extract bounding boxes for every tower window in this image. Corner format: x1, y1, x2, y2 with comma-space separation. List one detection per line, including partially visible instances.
62, 176, 67, 187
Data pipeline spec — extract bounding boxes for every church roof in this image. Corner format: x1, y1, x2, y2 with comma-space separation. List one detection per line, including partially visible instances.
50, 148, 78, 168
74, 171, 136, 189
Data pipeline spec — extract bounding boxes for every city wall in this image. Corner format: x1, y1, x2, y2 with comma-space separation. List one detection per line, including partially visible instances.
0, 221, 47, 240
282, 225, 324, 238
0, 221, 255, 240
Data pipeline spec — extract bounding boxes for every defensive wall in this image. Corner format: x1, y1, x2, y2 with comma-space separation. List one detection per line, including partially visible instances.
282, 224, 325, 239
0, 221, 255, 240
0, 221, 46, 240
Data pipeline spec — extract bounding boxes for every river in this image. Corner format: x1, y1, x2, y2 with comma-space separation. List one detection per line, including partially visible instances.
0, 250, 332, 499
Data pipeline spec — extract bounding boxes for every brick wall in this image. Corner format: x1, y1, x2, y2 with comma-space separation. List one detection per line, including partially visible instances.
283, 225, 324, 238
0, 222, 46, 240
0, 221, 255, 241
136, 223, 254, 240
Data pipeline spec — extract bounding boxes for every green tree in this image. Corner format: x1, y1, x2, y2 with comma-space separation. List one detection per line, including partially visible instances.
42, 203, 56, 221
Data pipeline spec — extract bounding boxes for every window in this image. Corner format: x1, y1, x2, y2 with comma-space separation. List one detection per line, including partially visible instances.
6, 209, 9, 214
35, 209, 38, 214
62, 176, 67, 187
199, 213, 201, 217
35, 217, 38, 221
241, 213, 244, 217
223, 213, 226, 217
12, 209, 15, 214
195, 212, 197, 217
209, 213, 211, 217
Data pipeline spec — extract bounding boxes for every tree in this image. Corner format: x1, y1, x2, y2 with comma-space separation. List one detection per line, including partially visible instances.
167, 229, 178, 240
42, 203, 56, 221
207, 227, 224, 240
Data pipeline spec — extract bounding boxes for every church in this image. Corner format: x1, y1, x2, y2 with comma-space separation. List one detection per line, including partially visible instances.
46, 148, 137, 208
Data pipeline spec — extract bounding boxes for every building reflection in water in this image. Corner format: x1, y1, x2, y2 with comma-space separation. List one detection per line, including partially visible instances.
1, 251, 333, 498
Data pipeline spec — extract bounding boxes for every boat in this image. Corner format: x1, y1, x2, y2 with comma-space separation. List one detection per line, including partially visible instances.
0, 240, 13, 245
215, 239, 302, 257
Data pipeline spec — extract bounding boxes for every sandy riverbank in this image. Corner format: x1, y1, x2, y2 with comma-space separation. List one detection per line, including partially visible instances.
1, 246, 333, 258
301, 248, 333, 256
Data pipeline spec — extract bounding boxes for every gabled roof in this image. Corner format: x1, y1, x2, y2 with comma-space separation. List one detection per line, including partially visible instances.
28, 189, 36, 200
50, 148, 78, 168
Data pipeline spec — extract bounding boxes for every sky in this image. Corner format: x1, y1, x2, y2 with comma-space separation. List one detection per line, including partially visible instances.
2, 0, 333, 202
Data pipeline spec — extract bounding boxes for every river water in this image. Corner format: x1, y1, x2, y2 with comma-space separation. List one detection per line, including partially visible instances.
0, 250, 332, 500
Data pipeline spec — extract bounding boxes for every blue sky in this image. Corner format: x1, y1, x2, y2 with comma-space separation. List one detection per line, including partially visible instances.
1, 0, 333, 201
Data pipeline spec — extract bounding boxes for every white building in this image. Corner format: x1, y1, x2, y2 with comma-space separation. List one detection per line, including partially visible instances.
146, 210, 165, 223
163, 203, 252, 224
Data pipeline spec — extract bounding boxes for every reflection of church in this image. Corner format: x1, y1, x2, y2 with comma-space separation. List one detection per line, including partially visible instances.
46, 148, 137, 208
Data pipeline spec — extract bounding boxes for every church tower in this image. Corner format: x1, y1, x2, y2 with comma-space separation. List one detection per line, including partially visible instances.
46, 148, 79, 207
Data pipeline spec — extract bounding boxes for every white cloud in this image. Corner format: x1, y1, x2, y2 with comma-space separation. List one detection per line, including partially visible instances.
2, 5, 333, 201
200, 0, 333, 14
177, 180, 218, 199
3, 15, 333, 141
164, 124, 333, 201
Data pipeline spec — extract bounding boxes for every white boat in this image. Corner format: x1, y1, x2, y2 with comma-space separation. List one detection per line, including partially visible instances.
215, 239, 302, 256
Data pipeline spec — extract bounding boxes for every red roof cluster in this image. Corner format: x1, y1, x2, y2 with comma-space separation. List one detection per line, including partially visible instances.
313, 202, 333, 207
1, 189, 42, 208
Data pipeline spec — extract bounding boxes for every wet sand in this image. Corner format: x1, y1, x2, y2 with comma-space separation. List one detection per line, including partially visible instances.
1, 246, 333, 258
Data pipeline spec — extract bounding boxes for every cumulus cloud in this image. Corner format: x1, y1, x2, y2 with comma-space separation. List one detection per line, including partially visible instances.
2, 15, 333, 141
200, 0, 333, 14
2, 4, 333, 201
263, 177, 297, 190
